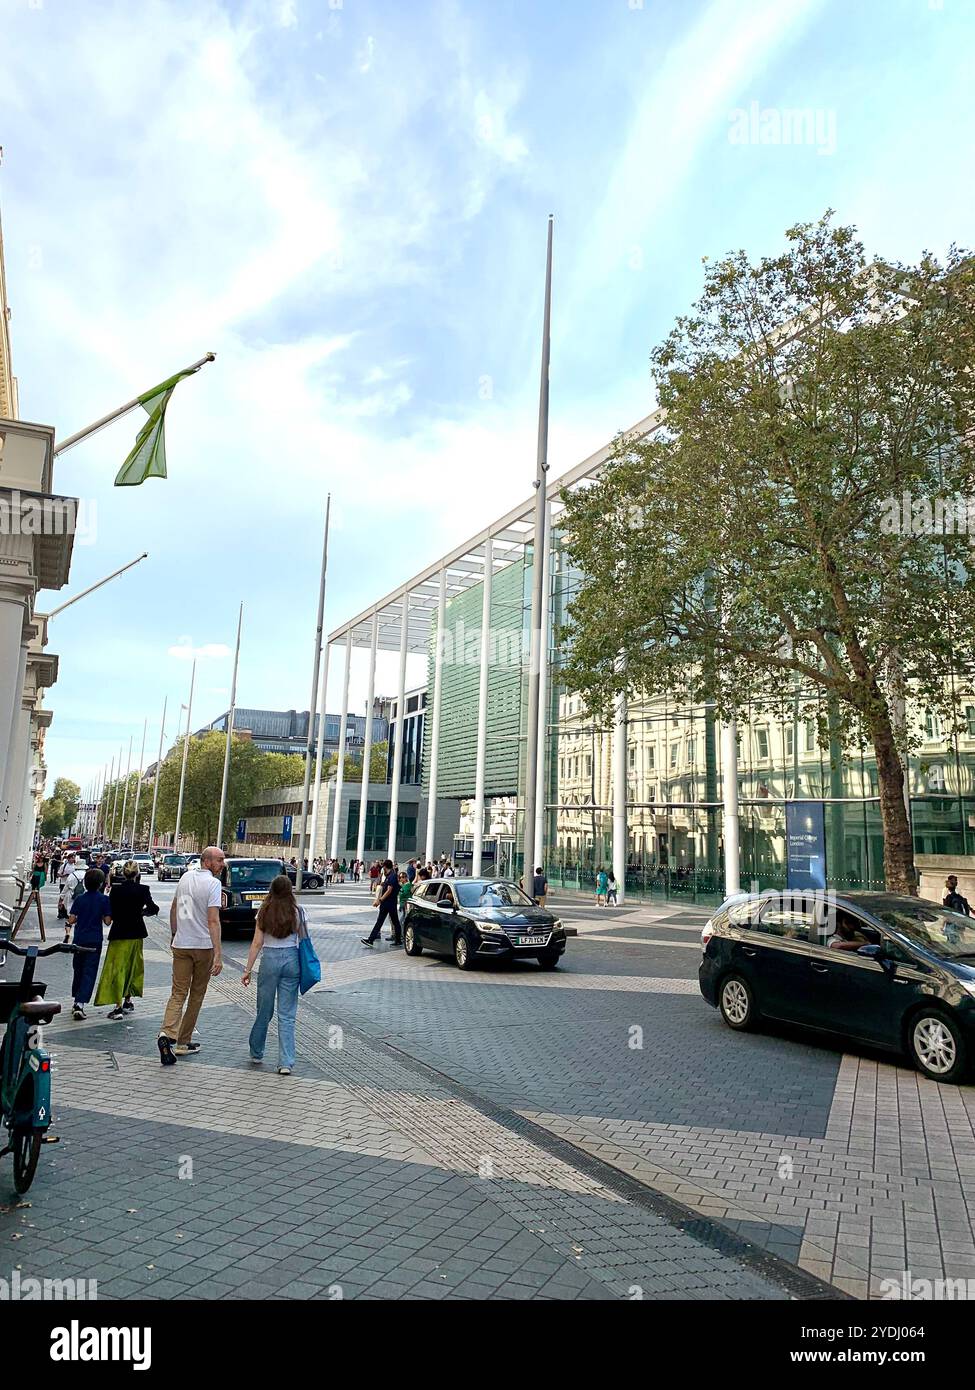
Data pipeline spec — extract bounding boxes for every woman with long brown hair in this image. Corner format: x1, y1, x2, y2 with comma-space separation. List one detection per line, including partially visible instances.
241, 874, 304, 1075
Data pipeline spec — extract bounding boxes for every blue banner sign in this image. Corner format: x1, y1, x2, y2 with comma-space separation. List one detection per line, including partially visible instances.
785, 801, 827, 890
282, 814, 293, 841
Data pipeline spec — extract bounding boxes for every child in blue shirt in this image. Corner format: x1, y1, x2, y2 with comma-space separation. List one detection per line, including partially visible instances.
66, 869, 112, 1020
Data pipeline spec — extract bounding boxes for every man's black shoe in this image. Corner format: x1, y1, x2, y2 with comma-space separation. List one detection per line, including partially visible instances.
360, 938, 374, 947
157, 1035, 177, 1067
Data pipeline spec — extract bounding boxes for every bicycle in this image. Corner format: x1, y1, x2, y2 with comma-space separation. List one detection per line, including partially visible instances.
0, 914, 92, 1192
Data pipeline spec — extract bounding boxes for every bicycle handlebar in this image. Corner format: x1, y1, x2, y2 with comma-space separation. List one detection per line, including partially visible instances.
0, 940, 95, 957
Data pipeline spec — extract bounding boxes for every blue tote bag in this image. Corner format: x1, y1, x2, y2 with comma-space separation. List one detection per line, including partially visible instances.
296, 907, 321, 994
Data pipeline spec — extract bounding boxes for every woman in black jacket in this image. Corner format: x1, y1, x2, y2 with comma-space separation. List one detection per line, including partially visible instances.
94, 860, 159, 1020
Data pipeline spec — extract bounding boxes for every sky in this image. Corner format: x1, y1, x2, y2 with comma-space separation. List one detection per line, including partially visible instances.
1, 0, 973, 794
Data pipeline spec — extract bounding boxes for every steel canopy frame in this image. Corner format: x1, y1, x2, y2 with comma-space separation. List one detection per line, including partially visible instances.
326, 404, 665, 653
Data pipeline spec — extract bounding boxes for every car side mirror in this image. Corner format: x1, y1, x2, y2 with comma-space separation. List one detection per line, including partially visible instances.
857, 943, 882, 959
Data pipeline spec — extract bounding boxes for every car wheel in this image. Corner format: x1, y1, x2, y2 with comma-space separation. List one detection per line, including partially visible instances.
909, 1009, 968, 1084
718, 973, 757, 1031
404, 924, 423, 957
454, 930, 477, 970
537, 950, 560, 970
308, 876, 323, 889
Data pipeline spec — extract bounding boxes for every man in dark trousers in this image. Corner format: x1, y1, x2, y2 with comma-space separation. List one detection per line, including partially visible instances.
362, 860, 401, 947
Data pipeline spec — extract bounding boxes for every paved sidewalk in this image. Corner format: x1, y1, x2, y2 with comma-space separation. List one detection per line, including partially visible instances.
0, 901, 806, 1301
311, 883, 975, 1299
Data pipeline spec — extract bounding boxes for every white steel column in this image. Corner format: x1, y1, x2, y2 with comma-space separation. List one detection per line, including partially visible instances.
0, 692, 30, 896
722, 718, 741, 896
329, 631, 353, 861
612, 687, 627, 904
308, 643, 331, 862
472, 538, 493, 877
356, 613, 379, 871
387, 595, 410, 861
533, 504, 552, 872
424, 570, 447, 864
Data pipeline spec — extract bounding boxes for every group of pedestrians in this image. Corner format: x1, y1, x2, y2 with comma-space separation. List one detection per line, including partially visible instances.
56, 845, 310, 1075
62, 859, 158, 1020
594, 867, 619, 906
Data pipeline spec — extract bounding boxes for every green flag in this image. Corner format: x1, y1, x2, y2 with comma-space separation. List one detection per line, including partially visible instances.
114, 366, 199, 487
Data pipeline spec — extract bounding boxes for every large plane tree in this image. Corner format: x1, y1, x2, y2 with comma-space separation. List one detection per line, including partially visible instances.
560, 215, 975, 894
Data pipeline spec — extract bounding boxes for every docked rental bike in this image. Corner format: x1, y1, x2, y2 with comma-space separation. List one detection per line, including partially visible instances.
0, 912, 91, 1192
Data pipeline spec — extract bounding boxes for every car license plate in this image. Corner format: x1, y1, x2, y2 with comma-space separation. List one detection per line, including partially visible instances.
515, 935, 547, 947
244, 893, 267, 903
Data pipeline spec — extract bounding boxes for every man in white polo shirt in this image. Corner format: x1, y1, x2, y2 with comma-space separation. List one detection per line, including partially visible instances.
158, 845, 225, 1065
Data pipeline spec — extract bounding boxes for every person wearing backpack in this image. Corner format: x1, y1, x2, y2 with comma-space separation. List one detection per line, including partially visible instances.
58, 854, 86, 925
242, 874, 305, 1075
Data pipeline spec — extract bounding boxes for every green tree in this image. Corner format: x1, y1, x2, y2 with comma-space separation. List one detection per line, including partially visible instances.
559, 214, 975, 895
51, 777, 81, 830
39, 797, 67, 838
151, 735, 307, 848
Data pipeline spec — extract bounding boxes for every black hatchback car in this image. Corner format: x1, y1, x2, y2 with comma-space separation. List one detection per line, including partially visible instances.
699, 890, 975, 1084
403, 878, 567, 970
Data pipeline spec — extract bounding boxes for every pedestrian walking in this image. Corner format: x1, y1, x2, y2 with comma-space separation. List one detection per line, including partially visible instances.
58, 854, 86, 924
397, 870, 412, 917
606, 871, 618, 906
242, 874, 304, 1075
532, 866, 548, 908
325, 858, 333, 887
944, 875, 972, 916
157, 846, 225, 1066
362, 859, 401, 947
595, 866, 608, 906
369, 860, 381, 898
66, 868, 112, 1019
94, 860, 159, 1019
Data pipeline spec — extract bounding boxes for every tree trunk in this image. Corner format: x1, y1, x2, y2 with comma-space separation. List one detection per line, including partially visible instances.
869, 703, 917, 895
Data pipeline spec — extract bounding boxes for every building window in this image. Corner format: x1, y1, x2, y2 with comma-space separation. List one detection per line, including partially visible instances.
647, 745, 655, 769
756, 728, 770, 761
686, 736, 696, 764
804, 719, 817, 753
628, 746, 636, 769
967, 706, 975, 738
927, 764, 947, 792
784, 725, 794, 758
925, 711, 943, 741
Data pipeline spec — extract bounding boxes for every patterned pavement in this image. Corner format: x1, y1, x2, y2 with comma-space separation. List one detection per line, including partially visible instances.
5, 878, 974, 1299
0, 882, 806, 1301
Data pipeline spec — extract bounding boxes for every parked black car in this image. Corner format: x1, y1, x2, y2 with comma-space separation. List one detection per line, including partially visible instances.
403, 877, 567, 970
699, 890, 975, 1083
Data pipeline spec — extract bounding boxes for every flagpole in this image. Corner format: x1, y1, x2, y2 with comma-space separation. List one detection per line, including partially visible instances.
109, 748, 122, 842
52, 353, 216, 457
522, 215, 554, 882
118, 735, 133, 848
216, 602, 244, 850
44, 554, 148, 619
147, 696, 167, 851
294, 497, 331, 882
173, 661, 197, 852
130, 718, 148, 850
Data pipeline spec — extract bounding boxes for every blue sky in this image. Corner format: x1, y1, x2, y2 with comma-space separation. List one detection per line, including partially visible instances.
1, 0, 973, 793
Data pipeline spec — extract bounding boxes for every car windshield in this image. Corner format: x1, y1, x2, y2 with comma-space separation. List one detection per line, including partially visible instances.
455, 880, 536, 909
874, 904, 975, 959
163, 856, 183, 864
229, 862, 281, 889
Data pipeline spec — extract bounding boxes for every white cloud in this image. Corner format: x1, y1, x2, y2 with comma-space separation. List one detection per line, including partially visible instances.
168, 640, 232, 661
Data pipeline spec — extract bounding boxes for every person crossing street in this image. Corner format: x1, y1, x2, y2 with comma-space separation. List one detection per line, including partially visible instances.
362, 859, 401, 947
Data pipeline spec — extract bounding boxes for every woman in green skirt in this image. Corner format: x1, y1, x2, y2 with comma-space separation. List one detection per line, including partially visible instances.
95, 860, 159, 1019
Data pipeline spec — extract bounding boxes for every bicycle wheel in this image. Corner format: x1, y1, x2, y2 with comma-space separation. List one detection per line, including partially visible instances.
12, 1130, 41, 1194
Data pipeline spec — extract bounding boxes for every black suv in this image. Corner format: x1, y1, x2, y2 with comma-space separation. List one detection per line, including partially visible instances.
699, 890, 975, 1084
403, 877, 567, 970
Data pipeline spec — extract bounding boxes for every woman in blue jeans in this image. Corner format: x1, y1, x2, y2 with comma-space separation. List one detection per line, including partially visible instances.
242, 874, 304, 1075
